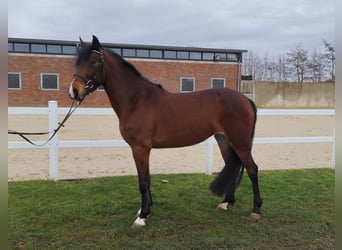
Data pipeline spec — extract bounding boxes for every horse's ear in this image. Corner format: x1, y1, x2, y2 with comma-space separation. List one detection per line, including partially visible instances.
79, 37, 85, 46
92, 35, 102, 50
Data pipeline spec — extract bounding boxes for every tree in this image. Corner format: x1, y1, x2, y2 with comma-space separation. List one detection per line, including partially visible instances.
274, 55, 288, 82
243, 52, 288, 82
286, 44, 308, 83
242, 39, 334, 83
307, 50, 325, 82
323, 39, 335, 82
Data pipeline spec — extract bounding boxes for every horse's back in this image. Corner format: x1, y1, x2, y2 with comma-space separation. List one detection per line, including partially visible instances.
148, 88, 254, 148
173, 88, 253, 118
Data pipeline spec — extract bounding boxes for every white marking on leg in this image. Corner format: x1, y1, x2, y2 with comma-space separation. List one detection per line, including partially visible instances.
131, 217, 146, 228
216, 202, 229, 211
136, 208, 141, 217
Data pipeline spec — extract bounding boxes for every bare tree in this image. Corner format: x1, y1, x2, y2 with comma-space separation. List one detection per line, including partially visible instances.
242, 39, 334, 83
242, 51, 257, 79
307, 50, 325, 82
274, 55, 288, 82
286, 44, 308, 83
242, 51, 264, 81
323, 39, 335, 82
262, 53, 276, 82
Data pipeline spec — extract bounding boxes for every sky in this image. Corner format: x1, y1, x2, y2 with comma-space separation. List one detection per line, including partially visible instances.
8, 0, 335, 57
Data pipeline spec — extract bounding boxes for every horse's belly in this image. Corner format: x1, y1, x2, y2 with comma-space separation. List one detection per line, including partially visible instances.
151, 124, 212, 148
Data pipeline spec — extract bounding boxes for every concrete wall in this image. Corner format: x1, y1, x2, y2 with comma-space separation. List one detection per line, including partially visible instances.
241, 81, 335, 108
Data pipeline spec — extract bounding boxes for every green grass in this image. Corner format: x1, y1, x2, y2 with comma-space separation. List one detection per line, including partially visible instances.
9, 169, 335, 249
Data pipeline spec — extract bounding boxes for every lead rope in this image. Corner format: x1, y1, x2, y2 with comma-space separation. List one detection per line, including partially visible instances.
8, 100, 80, 147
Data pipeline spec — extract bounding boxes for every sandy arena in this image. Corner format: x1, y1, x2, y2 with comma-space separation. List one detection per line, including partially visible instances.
8, 113, 335, 181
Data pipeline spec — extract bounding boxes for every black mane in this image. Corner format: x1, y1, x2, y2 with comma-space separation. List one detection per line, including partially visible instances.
106, 49, 164, 90
75, 43, 163, 90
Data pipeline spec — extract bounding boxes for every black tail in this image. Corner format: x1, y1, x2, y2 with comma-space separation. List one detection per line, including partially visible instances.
249, 98, 257, 140
209, 98, 257, 196
209, 149, 243, 196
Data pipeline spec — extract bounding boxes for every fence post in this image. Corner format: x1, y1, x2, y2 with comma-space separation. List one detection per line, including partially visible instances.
48, 100, 58, 181
205, 136, 214, 175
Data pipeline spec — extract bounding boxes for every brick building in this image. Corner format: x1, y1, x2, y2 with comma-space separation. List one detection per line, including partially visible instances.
8, 38, 247, 107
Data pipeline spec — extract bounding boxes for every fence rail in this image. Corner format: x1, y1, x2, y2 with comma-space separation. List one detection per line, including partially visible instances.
8, 101, 335, 180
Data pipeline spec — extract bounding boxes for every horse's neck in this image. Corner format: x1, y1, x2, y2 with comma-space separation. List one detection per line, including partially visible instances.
103, 58, 145, 118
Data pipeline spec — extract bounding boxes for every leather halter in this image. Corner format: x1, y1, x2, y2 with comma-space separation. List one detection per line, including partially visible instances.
73, 49, 104, 93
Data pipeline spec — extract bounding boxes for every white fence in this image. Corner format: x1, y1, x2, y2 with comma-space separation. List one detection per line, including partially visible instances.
8, 101, 335, 180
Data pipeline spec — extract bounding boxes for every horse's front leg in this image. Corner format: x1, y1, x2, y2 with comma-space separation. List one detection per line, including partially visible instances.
131, 145, 152, 228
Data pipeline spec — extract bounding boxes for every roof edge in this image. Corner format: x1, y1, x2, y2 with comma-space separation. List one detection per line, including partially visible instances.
8, 37, 248, 54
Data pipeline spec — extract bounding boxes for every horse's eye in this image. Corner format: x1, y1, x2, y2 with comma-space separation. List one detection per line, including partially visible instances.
89, 59, 97, 65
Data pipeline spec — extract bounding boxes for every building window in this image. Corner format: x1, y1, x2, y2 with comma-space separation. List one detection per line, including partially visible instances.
211, 78, 225, 88
164, 50, 177, 59
8, 43, 13, 52
41, 73, 59, 90
227, 53, 238, 62
214, 53, 227, 61
123, 48, 135, 57
177, 51, 189, 60
150, 50, 162, 58
110, 48, 122, 55
8, 72, 21, 89
47, 45, 62, 54
190, 52, 202, 60
180, 77, 195, 92
14, 43, 29, 52
137, 49, 149, 58
31, 44, 46, 53
203, 52, 214, 61
62, 45, 76, 55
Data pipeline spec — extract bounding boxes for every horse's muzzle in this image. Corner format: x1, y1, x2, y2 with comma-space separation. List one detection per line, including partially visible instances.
68, 84, 86, 102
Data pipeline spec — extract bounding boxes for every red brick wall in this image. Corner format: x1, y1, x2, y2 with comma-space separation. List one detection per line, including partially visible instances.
8, 54, 239, 107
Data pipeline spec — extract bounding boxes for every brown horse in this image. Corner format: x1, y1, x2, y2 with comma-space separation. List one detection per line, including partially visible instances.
68, 36, 262, 228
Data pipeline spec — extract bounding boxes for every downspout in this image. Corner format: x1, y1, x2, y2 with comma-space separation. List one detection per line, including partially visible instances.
237, 53, 242, 92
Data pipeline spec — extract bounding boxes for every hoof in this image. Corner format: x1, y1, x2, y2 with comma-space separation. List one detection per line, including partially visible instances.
216, 202, 229, 212
131, 217, 146, 228
250, 212, 261, 220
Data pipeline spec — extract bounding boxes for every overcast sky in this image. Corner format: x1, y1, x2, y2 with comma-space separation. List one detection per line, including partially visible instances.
8, 0, 335, 57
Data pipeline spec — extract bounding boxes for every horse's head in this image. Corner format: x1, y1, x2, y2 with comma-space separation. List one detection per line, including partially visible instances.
69, 35, 104, 102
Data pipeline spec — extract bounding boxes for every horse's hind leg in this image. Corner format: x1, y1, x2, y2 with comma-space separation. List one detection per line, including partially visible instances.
210, 134, 244, 211
221, 151, 244, 209
234, 149, 263, 219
